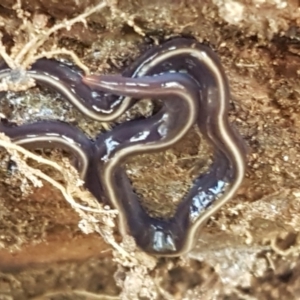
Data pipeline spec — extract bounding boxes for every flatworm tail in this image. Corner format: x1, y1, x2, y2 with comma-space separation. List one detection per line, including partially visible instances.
85, 38, 247, 255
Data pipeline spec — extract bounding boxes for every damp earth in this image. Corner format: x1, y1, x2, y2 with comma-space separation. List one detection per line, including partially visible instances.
1, 0, 300, 299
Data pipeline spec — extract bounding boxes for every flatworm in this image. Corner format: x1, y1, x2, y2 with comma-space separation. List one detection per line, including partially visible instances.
0, 38, 246, 256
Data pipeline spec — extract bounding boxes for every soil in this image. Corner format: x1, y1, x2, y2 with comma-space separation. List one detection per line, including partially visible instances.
1, 0, 300, 299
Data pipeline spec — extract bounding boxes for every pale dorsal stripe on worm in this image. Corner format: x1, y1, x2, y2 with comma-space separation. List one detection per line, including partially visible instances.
83, 38, 246, 255
0, 59, 136, 122
0, 121, 93, 184
92, 73, 200, 254
0, 38, 246, 256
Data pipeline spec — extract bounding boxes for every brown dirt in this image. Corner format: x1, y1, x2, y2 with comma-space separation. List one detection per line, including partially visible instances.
1, 0, 300, 299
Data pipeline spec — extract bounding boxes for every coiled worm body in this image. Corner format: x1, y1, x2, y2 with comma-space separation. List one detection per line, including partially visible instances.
83, 38, 246, 255
0, 38, 246, 255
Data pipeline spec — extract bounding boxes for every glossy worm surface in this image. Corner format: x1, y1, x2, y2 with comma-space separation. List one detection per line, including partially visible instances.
0, 38, 246, 256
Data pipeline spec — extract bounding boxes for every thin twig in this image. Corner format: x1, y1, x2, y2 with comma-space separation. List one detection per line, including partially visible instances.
0, 133, 118, 214
14, 1, 107, 67
30, 289, 119, 300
